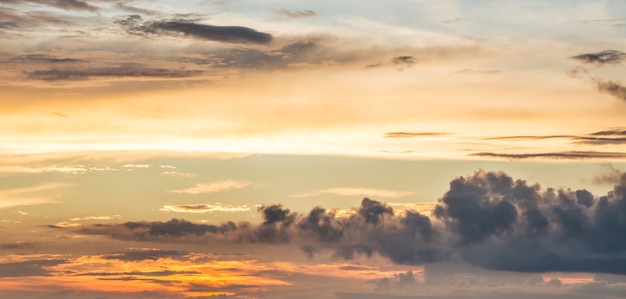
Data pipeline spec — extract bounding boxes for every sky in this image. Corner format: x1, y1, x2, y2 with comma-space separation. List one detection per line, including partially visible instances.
2, 0, 626, 298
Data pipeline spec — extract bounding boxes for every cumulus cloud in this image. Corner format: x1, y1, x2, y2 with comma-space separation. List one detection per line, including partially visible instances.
75, 170, 626, 275
170, 180, 249, 194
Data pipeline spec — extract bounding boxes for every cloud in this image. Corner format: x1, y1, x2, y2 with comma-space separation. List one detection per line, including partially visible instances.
160, 203, 251, 213
571, 50, 626, 65
291, 187, 414, 199
26, 64, 202, 81
8, 54, 84, 63
0, 183, 67, 210
101, 249, 186, 262
578, 18, 626, 27
594, 79, 626, 102
115, 3, 157, 15
0, 259, 66, 277
391, 56, 416, 69
5, 0, 99, 12
75, 170, 626, 275
1, 241, 37, 249
170, 180, 249, 194
470, 151, 626, 160
117, 15, 272, 44
452, 68, 501, 75
270, 8, 317, 18
384, 132, 449, 138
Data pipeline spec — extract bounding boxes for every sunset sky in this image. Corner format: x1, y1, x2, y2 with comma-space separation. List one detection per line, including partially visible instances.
2, 0, 626, 298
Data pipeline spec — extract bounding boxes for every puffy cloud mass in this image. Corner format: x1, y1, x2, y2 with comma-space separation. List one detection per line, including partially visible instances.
75, 170, 626, 275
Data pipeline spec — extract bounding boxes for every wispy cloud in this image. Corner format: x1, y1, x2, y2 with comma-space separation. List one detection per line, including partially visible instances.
571, 50, 626, 65
170, 180, 249, 194
116, 15, 273, 44
160, 203, 250, 213
270, 8, 317, 19
384, 132, 450, 138
471, 151, 626, 160
291, 187, 413, 199
0, 183, 67, 210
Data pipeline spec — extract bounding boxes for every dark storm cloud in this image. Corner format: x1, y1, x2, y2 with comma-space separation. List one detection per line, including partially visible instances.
116, 15, 272, 44
384, 132, 450, 138
0, 259, 65, 277
470, 151, 626, 160
270, 8, 317, 18
571, 50, 626, 65
26, 64, 202, 81
75, 170, 626, 275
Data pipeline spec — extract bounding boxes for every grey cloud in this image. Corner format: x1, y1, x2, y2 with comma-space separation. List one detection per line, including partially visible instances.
1, 0, 98, 12
1, 241, 37, 249
384, 132, 450, 138
392, 56, 416, 69
0, 21, 18, 29
26, 64, 202, 81
578, 18, 626, 27
101, 249, 186, 261
470, 151, 626, 160
590, 129, 626, 136
571, 50, 626, 65
117, 15, 272, 44
270, 8, 317, 18
594, 79, 626, 102
9, 54, 84, 63
0, 259, 65, 277
75, 170, 626, 275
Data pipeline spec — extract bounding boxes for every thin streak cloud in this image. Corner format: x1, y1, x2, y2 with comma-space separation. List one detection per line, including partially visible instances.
291, 187, 414, 199
160, 203, 251, 213
170, 180, 249, 194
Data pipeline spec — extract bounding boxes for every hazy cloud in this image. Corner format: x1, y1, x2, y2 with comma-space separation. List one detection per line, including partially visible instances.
8, 54, 84, 63
291, 187, 413, 199
0, 259, 66, 277
384, 132, 450, 138
594, 79, 626, 102
571, 50, 626, 65
1, 241, 37, 249
26, 64, 202, 81
470, 151, 626, 160
161, 203, 251, 213
270, 8, 317, 18
4, 0, 99, 12
170, 180, 249, 194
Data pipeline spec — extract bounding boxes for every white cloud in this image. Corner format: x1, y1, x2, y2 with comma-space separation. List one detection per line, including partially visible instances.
0, 183, 68, 210
169, 180, 249, 194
